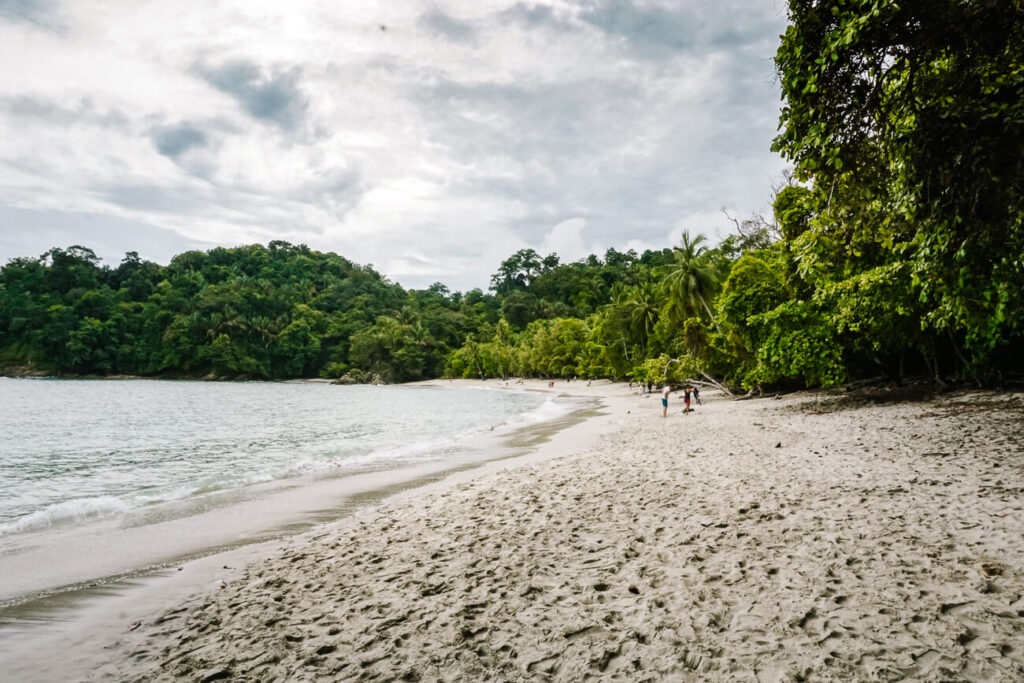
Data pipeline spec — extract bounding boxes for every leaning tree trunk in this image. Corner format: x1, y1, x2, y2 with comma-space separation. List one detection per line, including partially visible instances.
694, 372, 736, 398
698, 295, 723, 334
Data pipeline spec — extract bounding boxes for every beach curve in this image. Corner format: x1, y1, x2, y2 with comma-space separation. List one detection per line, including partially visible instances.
13, 380, 1024, 681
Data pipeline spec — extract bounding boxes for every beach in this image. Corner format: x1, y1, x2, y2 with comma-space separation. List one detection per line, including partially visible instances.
14, 380, 1024, 681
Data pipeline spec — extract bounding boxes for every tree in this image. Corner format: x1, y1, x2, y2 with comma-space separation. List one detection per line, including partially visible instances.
773, 0, 1024, 377
660, 232, 721, 328
489, 248, 543, 295
500, 290, 540, 329
42, 246, 102, 294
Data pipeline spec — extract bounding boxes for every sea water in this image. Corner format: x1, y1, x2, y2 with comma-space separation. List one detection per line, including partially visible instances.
0, 378, 549, 538
0, 378, 569, 607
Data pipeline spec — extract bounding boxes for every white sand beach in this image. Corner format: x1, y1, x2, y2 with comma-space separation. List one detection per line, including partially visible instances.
19, 380, 1024, 681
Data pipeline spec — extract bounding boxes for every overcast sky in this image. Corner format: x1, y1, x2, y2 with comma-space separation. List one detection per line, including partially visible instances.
0, 0, 789, 291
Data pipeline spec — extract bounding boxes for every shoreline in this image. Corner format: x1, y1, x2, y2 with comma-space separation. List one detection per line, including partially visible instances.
0, 381, 592, 604
7, 382, 1024, 680
0, 379, 611, 680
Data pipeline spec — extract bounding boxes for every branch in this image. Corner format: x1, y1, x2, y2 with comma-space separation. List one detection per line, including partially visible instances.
693, 372, 736, 398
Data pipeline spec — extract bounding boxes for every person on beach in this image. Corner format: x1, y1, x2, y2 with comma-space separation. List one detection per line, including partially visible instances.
661, 384, 671, 417
693, 385, 701, 406
683, 385, 692, 414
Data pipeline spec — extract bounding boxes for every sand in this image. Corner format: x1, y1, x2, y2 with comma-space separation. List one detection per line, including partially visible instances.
55, 381, 1024, 680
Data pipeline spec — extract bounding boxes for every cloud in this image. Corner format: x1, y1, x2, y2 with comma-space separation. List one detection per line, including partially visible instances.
0, 0, 62, 33
0, 95, 128, 128
97, 183, 205, 214
193, 59, 308, 131
0, 203, 215, 266
417, 7, 477, 44
0, 0, 790, 291
577, 0, 699, 57
151, 123, 207, 158
539, 217, 590, 262
500, 3, 569, 30
572, 0, 786, 61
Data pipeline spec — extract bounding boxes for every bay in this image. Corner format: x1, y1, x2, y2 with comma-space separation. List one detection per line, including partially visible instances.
0, 378, 547, 535
0, 378, 571, 606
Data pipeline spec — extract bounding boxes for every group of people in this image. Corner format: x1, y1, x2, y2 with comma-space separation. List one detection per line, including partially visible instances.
661, 383, 700, 417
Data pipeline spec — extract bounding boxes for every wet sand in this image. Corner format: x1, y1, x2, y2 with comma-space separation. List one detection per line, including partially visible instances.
13, 380, 1024, 681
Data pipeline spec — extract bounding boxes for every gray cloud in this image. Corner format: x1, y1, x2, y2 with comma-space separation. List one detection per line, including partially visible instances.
0, 0, 63, 33
572, 0, 784, 60
576, 0, 700, 57
0, 0, 47, 20
408, 74, 670, 245
98, 184, 205, 214
405, 19, 785, 250
411, 75, 645, 162
151, 122, 207, 158
0, 0, 789, 290
0, 95, 128, 128
417, 7, 477, 44
289, 166, 364, 219
500, 3, 568, 30
194, 59, 308, 130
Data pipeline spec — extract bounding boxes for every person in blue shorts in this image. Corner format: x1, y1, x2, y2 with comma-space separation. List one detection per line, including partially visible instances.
661, 384, 671, 417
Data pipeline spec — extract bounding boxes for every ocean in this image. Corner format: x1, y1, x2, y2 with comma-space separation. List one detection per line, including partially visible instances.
0, 378, 568, 607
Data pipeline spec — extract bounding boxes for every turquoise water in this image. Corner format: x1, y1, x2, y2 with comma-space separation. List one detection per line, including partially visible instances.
0, 379, 550, 537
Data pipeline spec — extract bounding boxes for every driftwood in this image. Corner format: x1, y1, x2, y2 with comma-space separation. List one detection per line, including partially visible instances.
733, 383, 763, 401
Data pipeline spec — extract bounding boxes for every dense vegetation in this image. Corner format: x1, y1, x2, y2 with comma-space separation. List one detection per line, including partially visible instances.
1, 1, 1020, 389
0, 242, 485, 382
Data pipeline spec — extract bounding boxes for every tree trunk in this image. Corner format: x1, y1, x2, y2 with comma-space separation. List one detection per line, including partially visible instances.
735, 383, 763, 400
947, 330, 980, 387
694, 371, 735, 398
930, 344, 948, 389
698, 295, 723, 334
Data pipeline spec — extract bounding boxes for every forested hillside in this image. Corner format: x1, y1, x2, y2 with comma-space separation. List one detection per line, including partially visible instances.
0, 241, 673, 383
1, 1, 1020, 389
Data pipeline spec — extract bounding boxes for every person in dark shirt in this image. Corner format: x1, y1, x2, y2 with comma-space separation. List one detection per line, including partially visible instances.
683, 385, 692, 414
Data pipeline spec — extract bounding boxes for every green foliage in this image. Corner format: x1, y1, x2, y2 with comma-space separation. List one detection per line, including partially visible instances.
0, 243, 460, 381
714, 250, 789, 386
773, 0, 1024, 379
749, 301, 845, 388
659, 232, 722, 328
630, 355, 670, 386
630, 354, 700, 387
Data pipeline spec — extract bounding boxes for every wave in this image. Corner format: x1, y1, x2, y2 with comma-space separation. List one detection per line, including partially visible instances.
0, 387, 573, 538
0, 496, 132, 536
498, 393, 570, 429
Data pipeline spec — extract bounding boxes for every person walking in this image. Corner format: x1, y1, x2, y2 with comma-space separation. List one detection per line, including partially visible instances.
661, 384, 671, 418
683, 385, 692, 414
693, 385, 702, 406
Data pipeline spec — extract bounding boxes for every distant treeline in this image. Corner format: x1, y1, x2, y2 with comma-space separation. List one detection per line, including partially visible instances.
0, 211, 1018, 389
2, 1, 1021, 389
0, 241, 678, 383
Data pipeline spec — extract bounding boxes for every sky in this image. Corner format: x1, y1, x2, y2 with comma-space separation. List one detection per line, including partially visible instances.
0, 0, 790, 291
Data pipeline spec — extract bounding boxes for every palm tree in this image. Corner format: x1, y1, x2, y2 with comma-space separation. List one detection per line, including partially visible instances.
661, 231, 721, 330
626, 280, 659, 345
